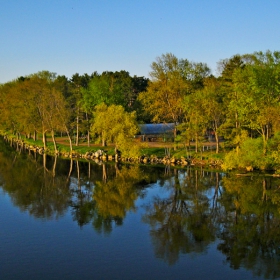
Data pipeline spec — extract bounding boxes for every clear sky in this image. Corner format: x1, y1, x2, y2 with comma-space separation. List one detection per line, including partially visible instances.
1, 0, 279, 83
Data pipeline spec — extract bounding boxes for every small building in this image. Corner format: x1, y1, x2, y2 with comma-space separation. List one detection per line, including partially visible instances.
137, 123, 175, 142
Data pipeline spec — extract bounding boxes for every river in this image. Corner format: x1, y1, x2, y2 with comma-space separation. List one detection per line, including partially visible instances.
0, 138, 279, 280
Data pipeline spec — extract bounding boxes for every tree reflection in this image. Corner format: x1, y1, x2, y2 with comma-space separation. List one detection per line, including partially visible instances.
68, 162, 152, 234
219, 175, 280, 279
0, 138, 150, 234
0, 142, 71, 219
91, 164, 148, 234
143, 169, 280, 277
69, 160, 100, 228
143, 168, 219, 264
3, 136, 280, 278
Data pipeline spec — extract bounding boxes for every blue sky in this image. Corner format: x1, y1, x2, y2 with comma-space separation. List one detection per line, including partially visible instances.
1, 0, 280, 83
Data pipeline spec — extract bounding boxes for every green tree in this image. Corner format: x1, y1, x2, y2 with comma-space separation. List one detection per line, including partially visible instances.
54, 75, 71, 100
0, 71, 71, 152
20, 71, 57, 149
218, 54, 245, 139
0, 80, 23, 135
182, 90, 208, 153
138, 53, 189, 130
82, 71, 136, 110
69, 73, 92, 146
138, 53, 211, 138
91, 103, 139, 157
231, 51, 280, 154
199, 77, 225, 153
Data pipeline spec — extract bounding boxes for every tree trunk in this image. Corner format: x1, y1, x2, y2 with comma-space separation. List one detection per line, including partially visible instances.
102, 131, 106, 147
86, 112, 90, 147
51, 129, 58, 154
42, 130, 47, 150
235, 111, 239, 129
76, 110, 79, 146
262, 133, 267, 155
65, 128, 73, 154
87, 130, 90, 147
215, 132, 219, 153
173, 126, 177, 138
102, 139, 106, 147
195, 133, 198, 153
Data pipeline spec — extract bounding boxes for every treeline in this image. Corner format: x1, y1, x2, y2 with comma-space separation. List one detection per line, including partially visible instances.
138, 51, 280, 171
0, 70, 148, 156
1, 50, 280, 170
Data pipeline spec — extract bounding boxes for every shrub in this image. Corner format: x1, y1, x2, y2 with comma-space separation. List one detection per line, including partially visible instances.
222, 137, 264, 171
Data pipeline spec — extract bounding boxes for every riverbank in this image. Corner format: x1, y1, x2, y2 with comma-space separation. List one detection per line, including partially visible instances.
2, 134, 224, 168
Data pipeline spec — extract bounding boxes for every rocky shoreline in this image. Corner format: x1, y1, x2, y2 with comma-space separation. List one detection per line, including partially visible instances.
4, 136, 223, 168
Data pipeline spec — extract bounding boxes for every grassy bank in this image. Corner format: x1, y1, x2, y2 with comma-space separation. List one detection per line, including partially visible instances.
2, 131, 226, 168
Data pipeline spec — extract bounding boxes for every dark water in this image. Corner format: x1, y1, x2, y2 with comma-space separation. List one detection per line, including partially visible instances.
0, 139, 280, 279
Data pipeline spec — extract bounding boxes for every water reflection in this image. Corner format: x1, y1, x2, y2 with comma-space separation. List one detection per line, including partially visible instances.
1, 138, 280, 278
0, 144, 71, 219
219, 176, 280, 279
70, 162, 151, 234
143, 169, 219, 264
90, 164, 148, 234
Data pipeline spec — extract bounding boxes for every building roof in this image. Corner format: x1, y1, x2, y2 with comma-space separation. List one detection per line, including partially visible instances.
138, 123, 175, 135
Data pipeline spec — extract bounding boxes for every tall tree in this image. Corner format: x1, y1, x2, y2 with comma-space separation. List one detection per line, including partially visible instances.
82, 71, 137, 110
138, 53, 211, 137
69, 73, 91, 146
217, 54, 245, 138
182, 90, 208, 152
0, 81, 23, 135
11, 71, 56, 149
230, 51, 280, 154
199, 77, 225, 153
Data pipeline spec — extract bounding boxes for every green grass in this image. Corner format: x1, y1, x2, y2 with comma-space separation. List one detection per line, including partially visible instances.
1, 131, 226, 163
140, 147, 166, 157
173, 148, 189, 158
72, 145, 115, 155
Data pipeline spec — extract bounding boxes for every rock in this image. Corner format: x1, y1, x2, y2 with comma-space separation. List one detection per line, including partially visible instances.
142, 157, 149, 163
94, 149, 103, 158
246, 166, 253, 172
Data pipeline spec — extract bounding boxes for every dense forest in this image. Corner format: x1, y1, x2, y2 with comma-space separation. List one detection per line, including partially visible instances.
1, 50, 280, 171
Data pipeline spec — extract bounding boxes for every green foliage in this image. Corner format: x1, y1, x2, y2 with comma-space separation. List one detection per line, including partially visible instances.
222, 137, 264, 170
239, 138, 264, 168
81, 71, 146, 112
91, 103, 140, 157
1, 50, 280, 172
267, 133, 280, 172
138, 53, 211, 125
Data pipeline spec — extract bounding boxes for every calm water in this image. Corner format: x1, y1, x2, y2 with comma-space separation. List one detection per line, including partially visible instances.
0, 139, 280, 279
